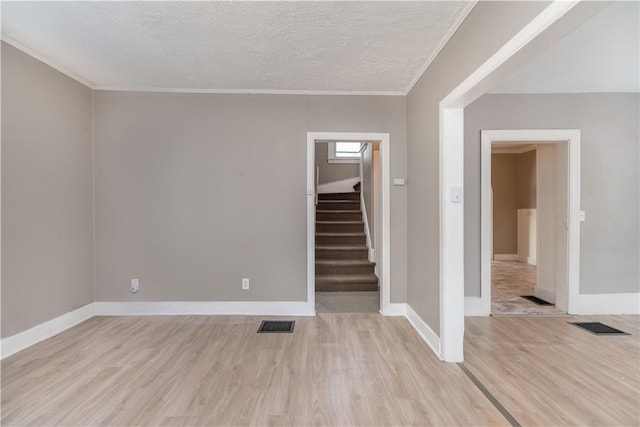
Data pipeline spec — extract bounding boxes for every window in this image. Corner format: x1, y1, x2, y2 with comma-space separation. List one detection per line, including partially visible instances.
328, 142, 362, 163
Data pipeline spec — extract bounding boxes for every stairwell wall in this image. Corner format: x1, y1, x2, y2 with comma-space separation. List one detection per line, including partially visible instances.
93, 92, 407, 303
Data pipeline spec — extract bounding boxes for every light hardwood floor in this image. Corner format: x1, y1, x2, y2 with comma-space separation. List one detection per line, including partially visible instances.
465, 315, 640, 426
1, 314, 638, 426
2, 315, 506, 426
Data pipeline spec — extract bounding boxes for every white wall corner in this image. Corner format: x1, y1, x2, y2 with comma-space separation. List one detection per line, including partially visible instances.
405, 304, 442, 360
465, 297, 490, 316
573, 293, 640, 315
1, 303, 96, 360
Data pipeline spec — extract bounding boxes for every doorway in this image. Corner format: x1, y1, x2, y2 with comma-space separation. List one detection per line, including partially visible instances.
490, 143, 565, 315
306, 132, 391, 315
313, 142, 381, 313
480, 130, 581, 316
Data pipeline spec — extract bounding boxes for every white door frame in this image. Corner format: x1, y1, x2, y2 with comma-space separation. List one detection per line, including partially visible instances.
480, 130, 581, 316
306, 132, 391, 314
438, 1, 586, 361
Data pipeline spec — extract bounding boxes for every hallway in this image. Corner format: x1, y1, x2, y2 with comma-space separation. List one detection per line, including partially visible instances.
492, 260, 565, 315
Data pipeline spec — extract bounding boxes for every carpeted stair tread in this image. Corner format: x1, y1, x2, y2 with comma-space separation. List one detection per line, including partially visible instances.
316, 221, 363, 225
318, 192, 360, 201
316, 259, 375, 266
315, 245, 367, 250
315, 274, 379, 291
316, 232, 366, 237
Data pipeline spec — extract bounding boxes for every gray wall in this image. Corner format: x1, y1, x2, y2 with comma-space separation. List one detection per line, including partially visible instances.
1, 42, 94, 338
492, 154, 519, 254
314, 143, 359, 185
406, 1, 550, 331
465, 93, 639, 296
93, 92, 408, 303
518, 150, 536, 209
492, 151, 537, 254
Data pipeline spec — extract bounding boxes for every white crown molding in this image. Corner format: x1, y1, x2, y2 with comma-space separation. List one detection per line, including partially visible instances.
403, 0, 478, 95
1, 35, 94, 88
92, 87, 405, 96
1, 303, 96, 360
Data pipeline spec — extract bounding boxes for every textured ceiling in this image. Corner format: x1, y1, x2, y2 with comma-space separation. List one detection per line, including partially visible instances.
1, 1, 472, 93
491, 1, 639, 94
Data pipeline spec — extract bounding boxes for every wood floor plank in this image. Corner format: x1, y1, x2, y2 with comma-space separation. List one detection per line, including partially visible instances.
2, 313, 637, 426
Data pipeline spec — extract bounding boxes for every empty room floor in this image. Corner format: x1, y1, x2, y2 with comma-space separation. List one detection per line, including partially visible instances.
2, 314, 639, 426
492, 260, 565, 315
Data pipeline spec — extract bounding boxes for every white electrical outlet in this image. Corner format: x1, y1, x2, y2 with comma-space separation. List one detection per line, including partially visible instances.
130, 279, 139, 293
242, 278, 250, 290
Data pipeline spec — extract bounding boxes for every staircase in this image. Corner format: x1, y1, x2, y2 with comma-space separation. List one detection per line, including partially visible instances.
315, 191, 378, 291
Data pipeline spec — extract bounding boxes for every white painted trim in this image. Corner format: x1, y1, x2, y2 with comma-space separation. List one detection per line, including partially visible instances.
317, 177, 360, 194
94, 301, 314, 316
307, 132, 391, 315
481, 129, 581, 316
403, 1, 478, 95
574, 293, 640, 315
93, 87, 404, 96
438, 1, 583, 362
383, 303, 407, 317
465, 297, 489, 316
1, 36, 94, 88
494, 254, 520, 261
405, 305, 442, 360
1, 303, 95, 359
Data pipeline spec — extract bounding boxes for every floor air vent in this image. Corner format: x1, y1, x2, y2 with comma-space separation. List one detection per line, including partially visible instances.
570, 322, 629, 335
257, 320, 295, 333
520, 295, 553, 305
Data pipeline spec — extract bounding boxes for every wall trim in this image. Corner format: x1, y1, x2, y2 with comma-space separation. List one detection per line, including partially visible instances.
360, 187, 374, 262
1, 303, 96, 359
383, 303, 407, 317
405, 305, 442, 360
93, 87, 405, 96
492, 144, 537, 154
1, 36, 95, 88
574, 293, 640, 315
465, 297, 489, 316
93, 301, 315, 316
494, 254, 520, 261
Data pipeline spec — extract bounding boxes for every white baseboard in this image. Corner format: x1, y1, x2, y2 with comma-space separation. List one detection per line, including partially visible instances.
1, 303, 95, 360
317, 177, 360, 194
94, 301, 315, 316
405, 304, 442, 360
534, 287, 556, 304
494, 254, 520, 261
381, 302, 407, 316
526, 256, 537, 265
465, 297, 490, 316
574, 293, 640, 315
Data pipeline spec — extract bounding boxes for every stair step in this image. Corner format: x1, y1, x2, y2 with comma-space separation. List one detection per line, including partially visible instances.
317, 201, 360, 211
316, 232, 366, 245
316, 245, 368, 260
318, 192, 360, 201
316, 221, 364, 233
316, 210, 363, 221
316, 259, 376, 275
315, 274, 379, 292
